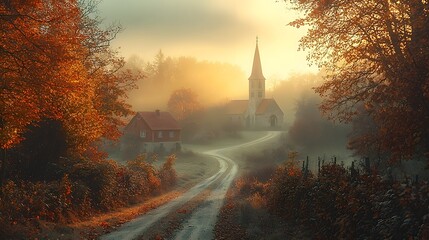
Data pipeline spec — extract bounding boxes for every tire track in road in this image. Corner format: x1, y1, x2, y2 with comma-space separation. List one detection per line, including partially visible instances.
171, 131, 280, 240
100, 131, 280, 240
101, 158, 228, 240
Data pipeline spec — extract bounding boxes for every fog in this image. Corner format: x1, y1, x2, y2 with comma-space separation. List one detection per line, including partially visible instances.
124, 52, 248, 112
267, 72, 352, 167
122, 56, 352, 165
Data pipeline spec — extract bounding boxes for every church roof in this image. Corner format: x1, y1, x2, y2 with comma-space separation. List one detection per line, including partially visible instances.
225, 99, 283, 115
225, 100, 249, 115
248, 37, 265, 81
256, 99, 283, 115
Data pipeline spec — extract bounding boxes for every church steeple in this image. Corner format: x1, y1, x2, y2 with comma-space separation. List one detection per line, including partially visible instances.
249, 36, 265, 81
249, 36, 265, 102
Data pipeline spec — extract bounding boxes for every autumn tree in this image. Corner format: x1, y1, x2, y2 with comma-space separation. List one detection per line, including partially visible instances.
286, 0, 429, 161
0, 0, 137, 183
167, 88, 202, 121
348, 105, 387, 169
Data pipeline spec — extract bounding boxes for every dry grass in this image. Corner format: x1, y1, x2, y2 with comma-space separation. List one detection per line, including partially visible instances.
36, 191, 182, 239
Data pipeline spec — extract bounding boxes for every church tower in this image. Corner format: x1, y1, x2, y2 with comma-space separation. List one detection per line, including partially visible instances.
247, 37, 265, 126
248, 36, 265, 103
225, 37, 283, 128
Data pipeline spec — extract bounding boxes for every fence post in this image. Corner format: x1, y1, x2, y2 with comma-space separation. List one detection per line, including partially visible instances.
351, 161, 357, 181
304, 156, 309, 179
306, 156, 309, 168
302, 160, 305, 173
365, 157, 370, 174
318, 156, 321, 176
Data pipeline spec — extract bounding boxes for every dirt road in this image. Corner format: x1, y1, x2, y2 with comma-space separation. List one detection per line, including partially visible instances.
101, 131, 281, 240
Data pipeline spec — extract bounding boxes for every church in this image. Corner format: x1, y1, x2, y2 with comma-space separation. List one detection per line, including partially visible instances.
225, 38, 284, 128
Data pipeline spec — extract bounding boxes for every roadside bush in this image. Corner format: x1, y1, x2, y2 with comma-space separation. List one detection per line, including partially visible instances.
0, 175, 74, 224
127, 154, 161, 194
264, 160, 429, 239
69, 159, 123, 211
159, 154, 177, 188
267, 162, 314, 222
0, 154, 177, 235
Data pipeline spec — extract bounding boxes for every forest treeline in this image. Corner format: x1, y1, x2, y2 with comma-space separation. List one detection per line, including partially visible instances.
125, 51, 247, 111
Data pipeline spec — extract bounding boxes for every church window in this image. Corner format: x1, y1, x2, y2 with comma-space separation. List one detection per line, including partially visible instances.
258, 92, 262, 97
259, 81, 262, 88
251, 92, 254, 97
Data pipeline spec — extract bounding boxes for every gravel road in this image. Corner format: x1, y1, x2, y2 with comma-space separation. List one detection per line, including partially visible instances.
101, 131, 280, 240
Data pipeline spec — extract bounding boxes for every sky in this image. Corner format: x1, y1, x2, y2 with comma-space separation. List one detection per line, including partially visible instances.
98, 0, 318, 80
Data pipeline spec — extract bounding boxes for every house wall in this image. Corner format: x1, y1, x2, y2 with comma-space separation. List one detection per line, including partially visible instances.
150, 130, 181, 142
225, 110, 284, 129
255, 108, 284, 128
123, 114, 155, 141
122, 114, 181, 154
140, 141, 181, 153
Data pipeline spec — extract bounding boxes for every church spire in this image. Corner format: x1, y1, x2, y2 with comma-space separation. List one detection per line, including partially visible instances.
248, 36, 265, 81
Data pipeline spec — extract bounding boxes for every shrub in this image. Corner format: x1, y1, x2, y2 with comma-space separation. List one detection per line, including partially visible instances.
264, 159, 429, 239
0, 153, 179, 234
127, 154, 161, 194
159, 154, 177, 188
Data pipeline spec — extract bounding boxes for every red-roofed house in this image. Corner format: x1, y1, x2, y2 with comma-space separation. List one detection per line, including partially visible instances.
225, 38, 284, 128
122, 110, 181, 154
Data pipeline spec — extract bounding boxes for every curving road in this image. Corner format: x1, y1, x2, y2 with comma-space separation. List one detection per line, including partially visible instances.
101, 131, 280, 240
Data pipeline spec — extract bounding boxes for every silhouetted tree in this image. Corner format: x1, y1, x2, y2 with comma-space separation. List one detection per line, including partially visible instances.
167, 88, 202, 121
286, 0, 429, 162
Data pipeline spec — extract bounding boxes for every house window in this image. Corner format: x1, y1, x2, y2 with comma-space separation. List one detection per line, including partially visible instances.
140, 130, 146, 138
169, 131, 175, 138
158, 131, 163, 138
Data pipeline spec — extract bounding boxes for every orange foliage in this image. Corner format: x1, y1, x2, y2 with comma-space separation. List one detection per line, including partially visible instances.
287, 0, 429, 162
0, 154, 177, 230
167, 88, 202, 121
284, 151, 302, 177
0, 1, 137, 155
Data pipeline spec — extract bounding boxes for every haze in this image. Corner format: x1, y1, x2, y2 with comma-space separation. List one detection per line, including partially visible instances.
99, 0, 318, 80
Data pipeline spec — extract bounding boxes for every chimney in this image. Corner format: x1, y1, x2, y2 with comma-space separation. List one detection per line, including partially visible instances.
155, 109, 160, 116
